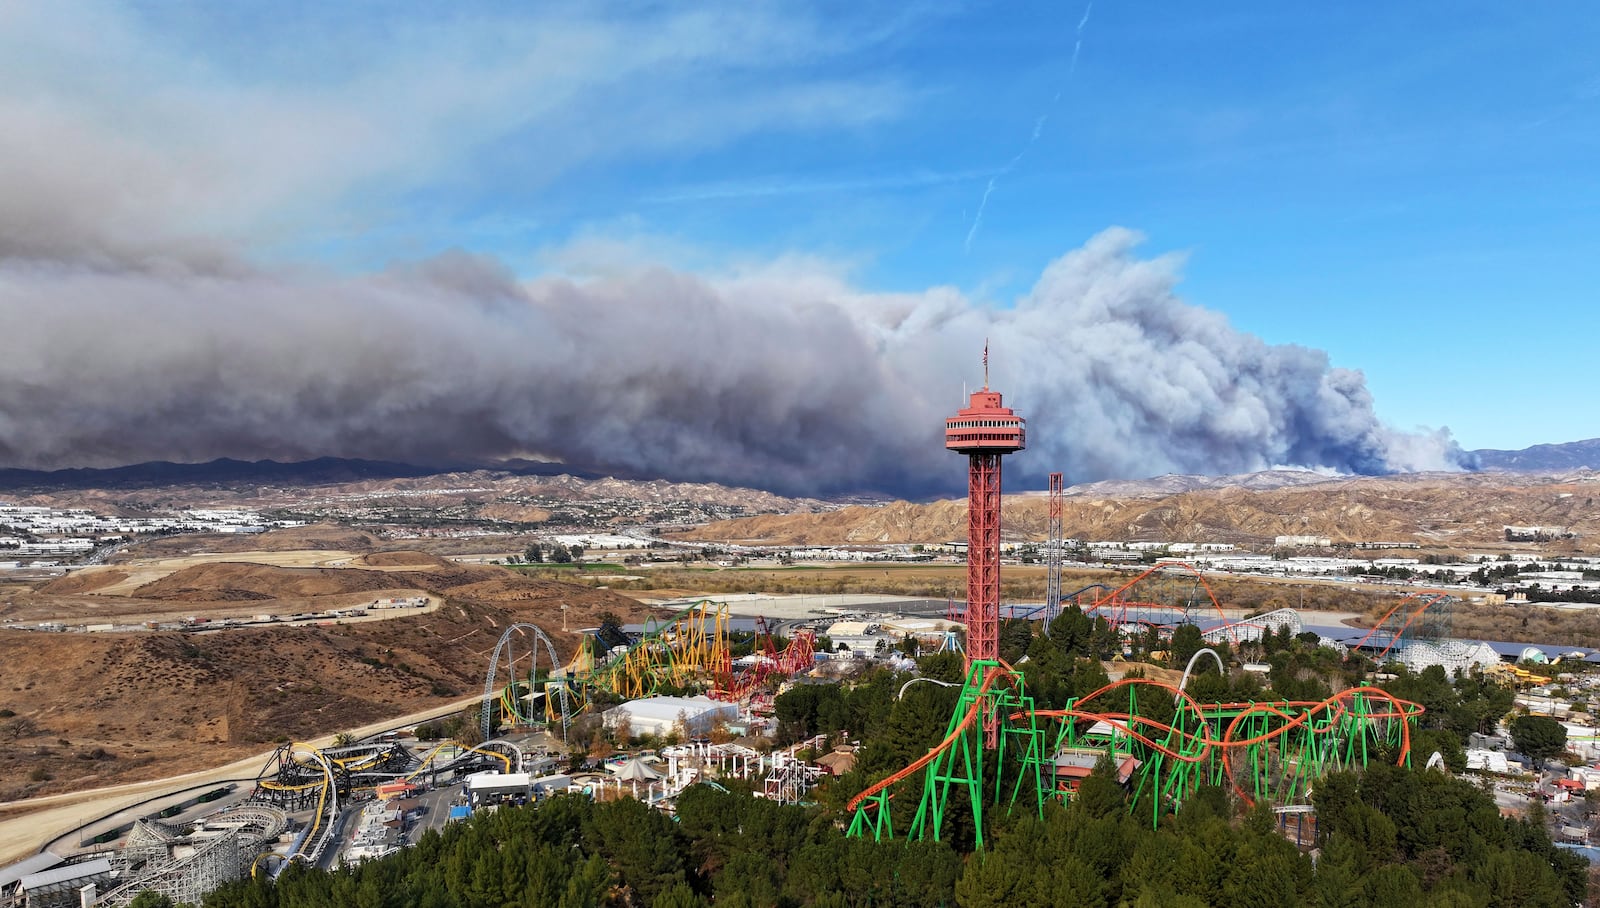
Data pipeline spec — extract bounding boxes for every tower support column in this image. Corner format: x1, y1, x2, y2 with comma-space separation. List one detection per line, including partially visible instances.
966, 453, 1002, 664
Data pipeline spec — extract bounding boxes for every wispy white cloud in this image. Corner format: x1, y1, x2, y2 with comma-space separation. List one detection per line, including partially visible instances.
0, 1, 915, 267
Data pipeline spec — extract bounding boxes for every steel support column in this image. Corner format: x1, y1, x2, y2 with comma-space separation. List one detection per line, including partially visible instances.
966, 453, 1002, 664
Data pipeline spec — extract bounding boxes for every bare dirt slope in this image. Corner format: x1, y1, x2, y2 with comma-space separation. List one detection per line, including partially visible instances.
0, 562, 646, 804
116, 523, 380, 558
129, 562, 413, 601
669, 473, 1600, 550
36, 570, 130, 595
358, 551, 453, 568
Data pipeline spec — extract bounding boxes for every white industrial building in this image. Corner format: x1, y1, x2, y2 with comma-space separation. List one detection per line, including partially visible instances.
1467, 750, 1513, 774
602, 696, 737, 740
1274, 535, 1331, 547
466, 771, 532, 807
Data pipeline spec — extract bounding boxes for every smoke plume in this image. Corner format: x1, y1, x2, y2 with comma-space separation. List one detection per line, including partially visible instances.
0, 229, 1469, 496
0, 3, 1474, 497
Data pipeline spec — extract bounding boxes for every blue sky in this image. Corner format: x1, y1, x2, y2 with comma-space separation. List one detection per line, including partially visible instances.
338, 3, 1596, 449
5, 0, 1598, 479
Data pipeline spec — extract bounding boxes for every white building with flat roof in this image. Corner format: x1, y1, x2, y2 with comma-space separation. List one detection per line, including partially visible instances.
602, 696, 737, 739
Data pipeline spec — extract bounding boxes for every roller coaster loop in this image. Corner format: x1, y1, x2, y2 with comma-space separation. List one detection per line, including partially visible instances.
275, 743, 338, 866
846, 663, 1423, 844
481, 622, 568, 743
583, 600, 732, 700
248, 737, 516, 876
480, 601, 815, 730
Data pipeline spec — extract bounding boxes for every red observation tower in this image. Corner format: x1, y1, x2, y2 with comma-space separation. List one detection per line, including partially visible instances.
945, 368, 1026, 665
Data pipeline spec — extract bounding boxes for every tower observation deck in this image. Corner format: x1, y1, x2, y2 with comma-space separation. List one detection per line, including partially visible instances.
945, 387, 1025, 664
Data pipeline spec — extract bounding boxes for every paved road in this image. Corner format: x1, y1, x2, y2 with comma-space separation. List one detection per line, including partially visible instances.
406, 782, 467, 843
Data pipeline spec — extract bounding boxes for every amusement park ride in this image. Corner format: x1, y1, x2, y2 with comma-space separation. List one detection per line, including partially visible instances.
478, 601, 820, 740
842, 370, 1429, 845
242, 604, 819, 870
243, 357, 1438, 861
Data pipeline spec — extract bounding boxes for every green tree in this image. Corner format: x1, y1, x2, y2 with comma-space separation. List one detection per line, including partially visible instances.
999, 618, 1033, 664
1072, 757, 1126, 820
1510, 714, 1567, 764
1168, 624, 1204, 669
1049, 605, 1095, 659
652, 882, 708, 908
954, 851, 1028, 908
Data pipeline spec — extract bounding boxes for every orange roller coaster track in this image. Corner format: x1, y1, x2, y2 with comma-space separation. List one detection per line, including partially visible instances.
1059, 561, 1245, 646
1348, 589, 1454, 662
846, 662, 1423, 844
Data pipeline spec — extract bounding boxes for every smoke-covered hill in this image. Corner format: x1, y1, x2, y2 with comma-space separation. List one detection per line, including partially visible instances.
667, 471, 1600, 549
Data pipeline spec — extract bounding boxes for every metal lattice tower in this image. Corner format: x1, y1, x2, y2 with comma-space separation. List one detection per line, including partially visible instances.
763, 752, 823, 805
1044, 472, 1063, 634
944, 375, 1026, 665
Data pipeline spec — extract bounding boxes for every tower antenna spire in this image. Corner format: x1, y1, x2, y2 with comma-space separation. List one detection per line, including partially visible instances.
982, 339, 989, 391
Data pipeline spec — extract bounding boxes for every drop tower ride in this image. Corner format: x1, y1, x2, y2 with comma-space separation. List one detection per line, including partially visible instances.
944, 354, 1025, 664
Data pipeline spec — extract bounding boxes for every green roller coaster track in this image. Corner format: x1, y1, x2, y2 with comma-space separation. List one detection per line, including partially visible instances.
847, 660, 1424, 843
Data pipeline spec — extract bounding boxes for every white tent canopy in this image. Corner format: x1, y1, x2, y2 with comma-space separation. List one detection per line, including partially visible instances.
615, 758, 664, 782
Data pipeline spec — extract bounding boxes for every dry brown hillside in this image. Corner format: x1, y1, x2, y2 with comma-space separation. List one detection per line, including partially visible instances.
117, 522, 381, 558
0, 564, 647, 804
668, 472, 1600, 550
128, 563, 411, 601
358, 551, 454, 568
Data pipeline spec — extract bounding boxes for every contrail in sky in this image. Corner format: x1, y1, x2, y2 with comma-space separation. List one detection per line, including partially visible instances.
964, 2, 1094, 254
1070, 2, 1093, 75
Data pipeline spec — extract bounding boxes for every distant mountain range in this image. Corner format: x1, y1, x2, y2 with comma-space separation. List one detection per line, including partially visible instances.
0, 456, 603, 492
1470, 438, 1600, 473
0, 438, 1596, 495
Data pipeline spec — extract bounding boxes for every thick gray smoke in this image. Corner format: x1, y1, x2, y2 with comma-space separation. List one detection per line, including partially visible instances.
0, 229, 1468, 496
0, 3, 1472, 496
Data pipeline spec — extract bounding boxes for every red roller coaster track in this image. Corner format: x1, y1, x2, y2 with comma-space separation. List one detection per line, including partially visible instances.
709, 623, 817, 702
